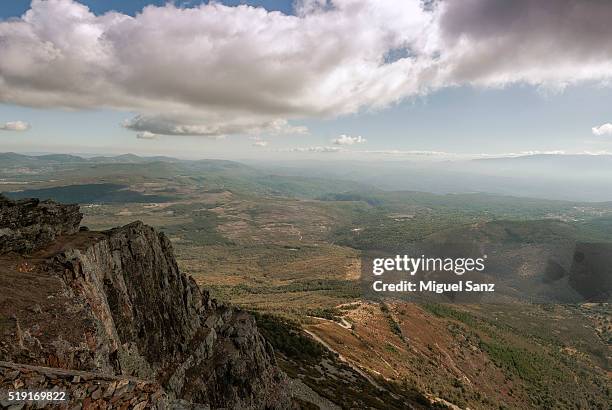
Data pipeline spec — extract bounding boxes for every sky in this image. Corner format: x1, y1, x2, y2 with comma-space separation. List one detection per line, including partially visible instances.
1, 0, 612, 160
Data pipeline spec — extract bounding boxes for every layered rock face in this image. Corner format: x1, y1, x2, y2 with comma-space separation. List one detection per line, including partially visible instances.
0, 196, 289, 409
0, 194, 82, 254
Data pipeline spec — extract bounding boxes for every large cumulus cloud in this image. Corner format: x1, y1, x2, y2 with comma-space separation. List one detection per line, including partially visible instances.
0, 0, 611, 137
437, 0, 612, 88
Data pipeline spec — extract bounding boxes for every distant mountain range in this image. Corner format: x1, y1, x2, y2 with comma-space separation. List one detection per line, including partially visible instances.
473, 153, 612, 172
3, 152, 612, 202
0, 152, 180, 166
254, 154, 612, 202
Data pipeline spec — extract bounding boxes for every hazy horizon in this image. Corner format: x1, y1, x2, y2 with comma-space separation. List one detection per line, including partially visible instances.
4, 150, 612, 202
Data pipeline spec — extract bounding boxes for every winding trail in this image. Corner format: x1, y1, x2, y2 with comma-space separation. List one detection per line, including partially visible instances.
306, 316, 352, 329
302, 329, 388, 392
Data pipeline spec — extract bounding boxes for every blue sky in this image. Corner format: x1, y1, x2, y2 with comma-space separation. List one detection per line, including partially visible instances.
1, 0, 611, 160
0, 0, 294, 17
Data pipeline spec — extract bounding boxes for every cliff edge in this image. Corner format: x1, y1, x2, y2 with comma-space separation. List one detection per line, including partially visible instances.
0, 194, 290, 409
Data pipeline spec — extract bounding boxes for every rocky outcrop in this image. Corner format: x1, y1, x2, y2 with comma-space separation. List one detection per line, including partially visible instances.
0, 194, 82, 254
0, 198, 290, 409
0, 361, 174, 410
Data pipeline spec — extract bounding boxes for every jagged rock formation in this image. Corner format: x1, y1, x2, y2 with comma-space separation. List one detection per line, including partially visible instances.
0, 194, 82, 254
0, 195, 290, 409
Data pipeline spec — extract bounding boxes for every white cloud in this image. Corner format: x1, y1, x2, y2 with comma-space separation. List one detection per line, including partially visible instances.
475, 150, 566, 158
0, 121, 30, 131
273, 147, 612, 158
358, 149, 612, 159
136, 131, 158, 140
332, 134, 366, 145
361, 149, 454, 157
473, 150, 612, 158
592, 123, 612, 136
283, 146, 343, 153
581, 150, 612, 156
123, 115, 305, 137
1, 0, 612, 137
265, 120, 308, 135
